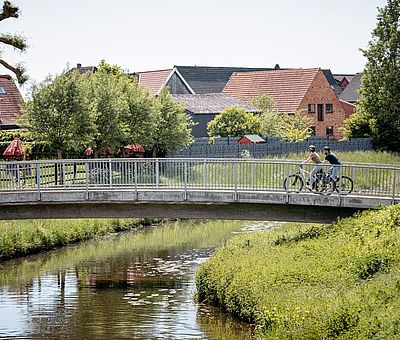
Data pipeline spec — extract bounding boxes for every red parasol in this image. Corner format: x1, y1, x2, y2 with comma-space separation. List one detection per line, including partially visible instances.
84, 147, 94, 156
124, 144, 145, 154
3, 138, 24, 157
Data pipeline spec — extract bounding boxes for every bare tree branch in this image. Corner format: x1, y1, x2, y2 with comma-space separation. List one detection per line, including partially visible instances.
0, 59, 27, 84
0, 1, 19, 21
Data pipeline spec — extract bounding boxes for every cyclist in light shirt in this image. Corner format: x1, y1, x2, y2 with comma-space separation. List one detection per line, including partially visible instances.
303, 145, 323, 188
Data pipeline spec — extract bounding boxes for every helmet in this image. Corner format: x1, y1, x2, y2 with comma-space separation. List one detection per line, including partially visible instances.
323, 146, 331, 152
308, 145, 316, 151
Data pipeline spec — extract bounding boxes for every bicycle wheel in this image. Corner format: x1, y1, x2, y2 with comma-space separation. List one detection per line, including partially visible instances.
336, 176, 353, 195
284, 174, 304, 192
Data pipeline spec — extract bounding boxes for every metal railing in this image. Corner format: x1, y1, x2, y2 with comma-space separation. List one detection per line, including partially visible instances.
0, 158, 399, 199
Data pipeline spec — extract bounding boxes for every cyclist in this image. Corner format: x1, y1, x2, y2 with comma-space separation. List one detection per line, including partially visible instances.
323, 146, 341, 186
303, 145, 323, 188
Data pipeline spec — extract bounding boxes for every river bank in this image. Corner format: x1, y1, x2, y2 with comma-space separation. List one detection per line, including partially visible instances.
196, 205, 400, 339
0, 218, 160, 261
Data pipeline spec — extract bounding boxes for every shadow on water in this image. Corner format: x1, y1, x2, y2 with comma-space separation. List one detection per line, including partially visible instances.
0, 220, 276, 339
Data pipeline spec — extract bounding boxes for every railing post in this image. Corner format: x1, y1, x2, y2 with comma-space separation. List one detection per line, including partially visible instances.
85, 162, 89, 200
392, 168, 397, 204
337, 165, 342, 206
156, 159, 160, 188
109, 159, 112, 187
251, 161, 254, 190
285, 162, 290, 204
134, 161, 138, 200
16, 163, 20, 190
203, 159, 207, 189
234, 160, 238, 201
36, 163, 41, 201
183, 160, 188, 200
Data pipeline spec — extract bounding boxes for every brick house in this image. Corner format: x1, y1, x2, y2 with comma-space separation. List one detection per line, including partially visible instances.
223, 68, 347, 139
0, 75, 24, 130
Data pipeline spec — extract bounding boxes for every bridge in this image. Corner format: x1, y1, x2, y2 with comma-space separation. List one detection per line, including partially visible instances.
0, 158, 398, 222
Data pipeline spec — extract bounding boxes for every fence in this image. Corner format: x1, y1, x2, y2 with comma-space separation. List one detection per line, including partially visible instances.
0, 158, 398, 200
167, 137, 373, 158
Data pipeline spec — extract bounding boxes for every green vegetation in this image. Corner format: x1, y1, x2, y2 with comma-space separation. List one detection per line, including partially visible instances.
252, 95, 313, 142
0, 1, 28, 84
207, 107, 261, 139
0, 218, 158, 260
196, 205, 400, 339
21, 61, 194, 159
356, 0, 400, 150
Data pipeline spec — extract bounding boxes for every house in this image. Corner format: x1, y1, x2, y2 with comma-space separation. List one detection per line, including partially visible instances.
173, 93, 259, 137
334, 74, 355, 91
338, 73, 362, 104
69, 63, 98, 74
237, 135, 266, 144
0, 75, 24, 130
136, 65, 280, 95
223, 68, 347, 139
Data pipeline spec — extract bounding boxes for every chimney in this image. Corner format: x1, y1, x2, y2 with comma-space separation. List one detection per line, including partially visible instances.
77, 63, 82, 69
274, 64, 280, 70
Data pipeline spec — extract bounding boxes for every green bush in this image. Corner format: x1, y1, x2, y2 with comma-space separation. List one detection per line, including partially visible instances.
196, 205, 400, 338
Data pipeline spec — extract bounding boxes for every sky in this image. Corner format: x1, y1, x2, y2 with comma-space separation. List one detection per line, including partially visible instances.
1, 0, 388, 92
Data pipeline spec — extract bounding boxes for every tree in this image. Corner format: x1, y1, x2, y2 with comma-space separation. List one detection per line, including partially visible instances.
151, 87, 194, 157
21, 71, 94, 158
276, 110, 313, 142
341, 112, 376, 139
358, 0, 400, 150
207, 107, 261, 139
85, 62, 129, 156
251, 95, 280, 136
0, 1, 28, 84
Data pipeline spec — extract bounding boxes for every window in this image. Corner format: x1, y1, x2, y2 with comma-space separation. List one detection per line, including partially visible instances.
308, 104, 315, 113
310, 126, 316, 135
317, 104, 324, 121
0, 86, 5, 94
326, 126, 334, 136
326, 103, 333, 113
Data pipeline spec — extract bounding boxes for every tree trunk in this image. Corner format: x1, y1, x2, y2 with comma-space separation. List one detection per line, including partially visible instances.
152, 146, 157, 158
56, 149, 62, 159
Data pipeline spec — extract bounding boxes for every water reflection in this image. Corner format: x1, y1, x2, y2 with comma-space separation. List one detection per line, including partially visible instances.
0, 220, 271, 339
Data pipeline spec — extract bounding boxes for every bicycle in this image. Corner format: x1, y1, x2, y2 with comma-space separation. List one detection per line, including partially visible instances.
283, 165, 353, 195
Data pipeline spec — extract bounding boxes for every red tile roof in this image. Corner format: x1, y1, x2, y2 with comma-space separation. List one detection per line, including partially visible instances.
137, 69, 173, 95
223, 68, 320, 113
0, 75, 23, 127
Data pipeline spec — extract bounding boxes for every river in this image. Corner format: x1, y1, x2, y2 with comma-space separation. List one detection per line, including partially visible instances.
0, 220, 274, 339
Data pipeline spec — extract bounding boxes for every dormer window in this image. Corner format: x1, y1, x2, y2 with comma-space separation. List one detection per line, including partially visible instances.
0, 86, 5, 94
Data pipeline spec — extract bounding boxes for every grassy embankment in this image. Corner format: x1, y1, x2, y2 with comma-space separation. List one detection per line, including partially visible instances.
196, 205, 400, 339
0, 218, 158, 261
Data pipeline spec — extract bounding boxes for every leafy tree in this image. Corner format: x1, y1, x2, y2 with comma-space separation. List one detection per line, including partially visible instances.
0, 1, 28, 84
341, 112, 376, 139
21, 71, 94, 158
85, 62, 129, 156
252, 95, 280, 136
151, 87, 194, 157
123, 77, 158, 150
207, 107, 261, 139
276, 110, 313, 142
358, 0, 400, 150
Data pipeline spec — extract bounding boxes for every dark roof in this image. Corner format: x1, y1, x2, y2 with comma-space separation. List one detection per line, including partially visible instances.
333, 74, 355, 83
0, 75, 23, 127
339, 73, 362, 103
70, 63, 98, 74
173, 93, 259, 114
175, 66, 278, 94
322, 69, 342, 96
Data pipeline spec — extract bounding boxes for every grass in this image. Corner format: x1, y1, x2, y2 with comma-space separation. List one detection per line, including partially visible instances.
0, 218, 158, 261
196, 205, 400, 339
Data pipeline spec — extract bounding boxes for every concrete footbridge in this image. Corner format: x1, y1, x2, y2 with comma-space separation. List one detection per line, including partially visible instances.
0, 158, 398, 222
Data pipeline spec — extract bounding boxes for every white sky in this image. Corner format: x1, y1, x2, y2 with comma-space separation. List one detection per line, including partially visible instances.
1, 0, 387, 91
